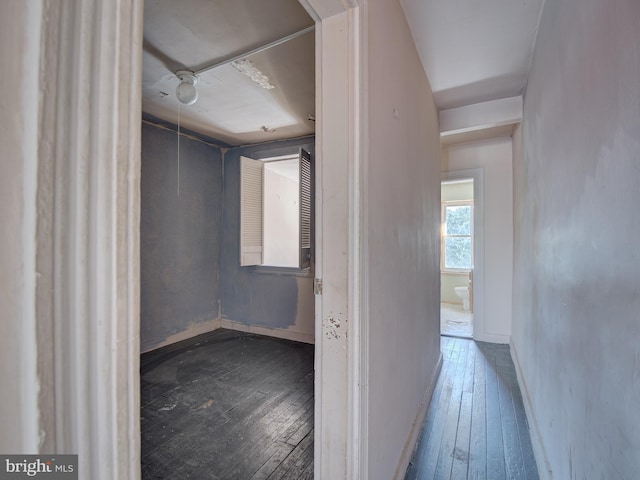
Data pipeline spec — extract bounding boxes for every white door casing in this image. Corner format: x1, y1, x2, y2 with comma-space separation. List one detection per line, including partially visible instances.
300, 0, 367, 478
35, 0, 143, 478
33, 0, 367, 479
441, 168, 485, 342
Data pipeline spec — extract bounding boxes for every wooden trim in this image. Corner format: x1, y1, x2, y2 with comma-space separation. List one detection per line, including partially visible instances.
220, 319, 315, 345
441, 168, 485, 342
440, 200, 474, 272
305, 1, 364, 478
393, 353, 444, 480
141, 319, 222, 354
39, 0, 143, 477
349, 5, 368, 479
479, 332, 510, 344
510, 341, 553, 480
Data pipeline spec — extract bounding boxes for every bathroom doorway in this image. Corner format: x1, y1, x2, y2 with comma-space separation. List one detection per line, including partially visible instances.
440, 178, 474, 337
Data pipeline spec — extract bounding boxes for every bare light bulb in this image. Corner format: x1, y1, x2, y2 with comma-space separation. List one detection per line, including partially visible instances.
175, 70, 198, 105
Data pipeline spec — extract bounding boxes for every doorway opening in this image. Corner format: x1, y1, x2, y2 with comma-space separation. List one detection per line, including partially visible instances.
139, 1, 317, 477
440, 178, 474, 338
35, 0, 358, 476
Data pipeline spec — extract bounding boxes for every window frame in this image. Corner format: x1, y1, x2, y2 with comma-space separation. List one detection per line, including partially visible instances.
239, 148, 313, 276
441, 200, 474, 273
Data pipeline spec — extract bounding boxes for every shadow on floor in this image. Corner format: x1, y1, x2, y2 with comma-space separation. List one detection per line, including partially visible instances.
405, 337, 538, 480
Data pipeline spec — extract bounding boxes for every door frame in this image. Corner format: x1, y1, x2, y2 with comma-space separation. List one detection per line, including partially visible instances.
441, 168, 485, 340
33, 0, 365, 478
34, 0, 143, 477
301, 1, 367, 477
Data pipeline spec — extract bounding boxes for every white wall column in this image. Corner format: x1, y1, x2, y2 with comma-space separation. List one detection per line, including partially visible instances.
0, 0, 45, 455
301, 0, 365, 478
38, 1, 143, 478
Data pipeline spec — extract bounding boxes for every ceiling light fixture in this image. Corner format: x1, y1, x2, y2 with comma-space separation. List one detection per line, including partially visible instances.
166, 26, 314, 106
175, 70, 199, 105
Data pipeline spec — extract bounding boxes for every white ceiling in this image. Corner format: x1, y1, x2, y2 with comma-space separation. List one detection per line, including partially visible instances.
142, 0, 545, 145
142, 0, 315, 145
401, 0, 545, 110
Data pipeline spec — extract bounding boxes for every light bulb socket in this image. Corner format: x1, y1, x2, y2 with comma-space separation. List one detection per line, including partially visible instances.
175, 70, 199, 105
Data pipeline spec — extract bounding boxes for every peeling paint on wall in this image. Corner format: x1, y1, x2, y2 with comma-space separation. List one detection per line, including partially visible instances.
511, 0, 640, 477
324, 314, 343, 340
140, 123, 223, 352
220, 137, 315, 335
140, 125, 316, 349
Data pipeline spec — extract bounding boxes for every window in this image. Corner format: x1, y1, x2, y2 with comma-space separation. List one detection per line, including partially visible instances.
240, 148, 312, 270
441, 201, 473, 271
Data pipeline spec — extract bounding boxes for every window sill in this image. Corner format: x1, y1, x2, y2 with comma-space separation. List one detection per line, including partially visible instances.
246, 265, 314, 278
441, 269, 472, 275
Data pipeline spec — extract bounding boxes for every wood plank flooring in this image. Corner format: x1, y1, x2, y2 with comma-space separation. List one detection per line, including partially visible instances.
405, 337, 538, 480
140, 329, 314, 480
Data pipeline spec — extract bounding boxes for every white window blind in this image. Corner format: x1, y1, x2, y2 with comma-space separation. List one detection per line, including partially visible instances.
240, 156, 264, 266
299, 148, 312, 269
240, 149, 313, 270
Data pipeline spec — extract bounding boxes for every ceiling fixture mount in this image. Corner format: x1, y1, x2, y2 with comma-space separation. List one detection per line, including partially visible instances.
167, 26, 315, 107
175, 70, 199, 105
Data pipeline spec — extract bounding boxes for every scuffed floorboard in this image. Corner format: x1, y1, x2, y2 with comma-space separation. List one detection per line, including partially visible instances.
141, 329, 314, 479
405, 337, 538, 480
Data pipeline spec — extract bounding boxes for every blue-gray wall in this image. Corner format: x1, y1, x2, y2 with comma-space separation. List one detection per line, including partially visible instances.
141, 124, 315, 350
140, 122, 223, 351
221, 137, 315, 331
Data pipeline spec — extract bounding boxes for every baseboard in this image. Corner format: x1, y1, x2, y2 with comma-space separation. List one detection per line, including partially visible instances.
475, 332, 510, 344
220, 318, 315, 344
510, 339, 553, 480
393, 352, 444, 480
141, 318, 222, 353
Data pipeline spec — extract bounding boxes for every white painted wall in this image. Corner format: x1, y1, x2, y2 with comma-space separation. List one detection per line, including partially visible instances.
263, 161, 300, 267
439, 96, 522, 135
0, 0, 43, 453
441, 273, 469, 304
367, 0, 442, 477
441, 180, 473, 202
442, 138, 513, 342
511, 0, 640, 478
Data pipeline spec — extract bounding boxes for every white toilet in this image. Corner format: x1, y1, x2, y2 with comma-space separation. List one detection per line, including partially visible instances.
454, 286, 470, 311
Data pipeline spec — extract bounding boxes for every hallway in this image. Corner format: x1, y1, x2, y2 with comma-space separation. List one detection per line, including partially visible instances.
405, 337, 538, 480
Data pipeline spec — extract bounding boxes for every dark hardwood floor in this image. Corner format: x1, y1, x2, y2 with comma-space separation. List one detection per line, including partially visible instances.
142, 330, 537, 479
405, 337, 539, 480
141, 329, 314, 480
